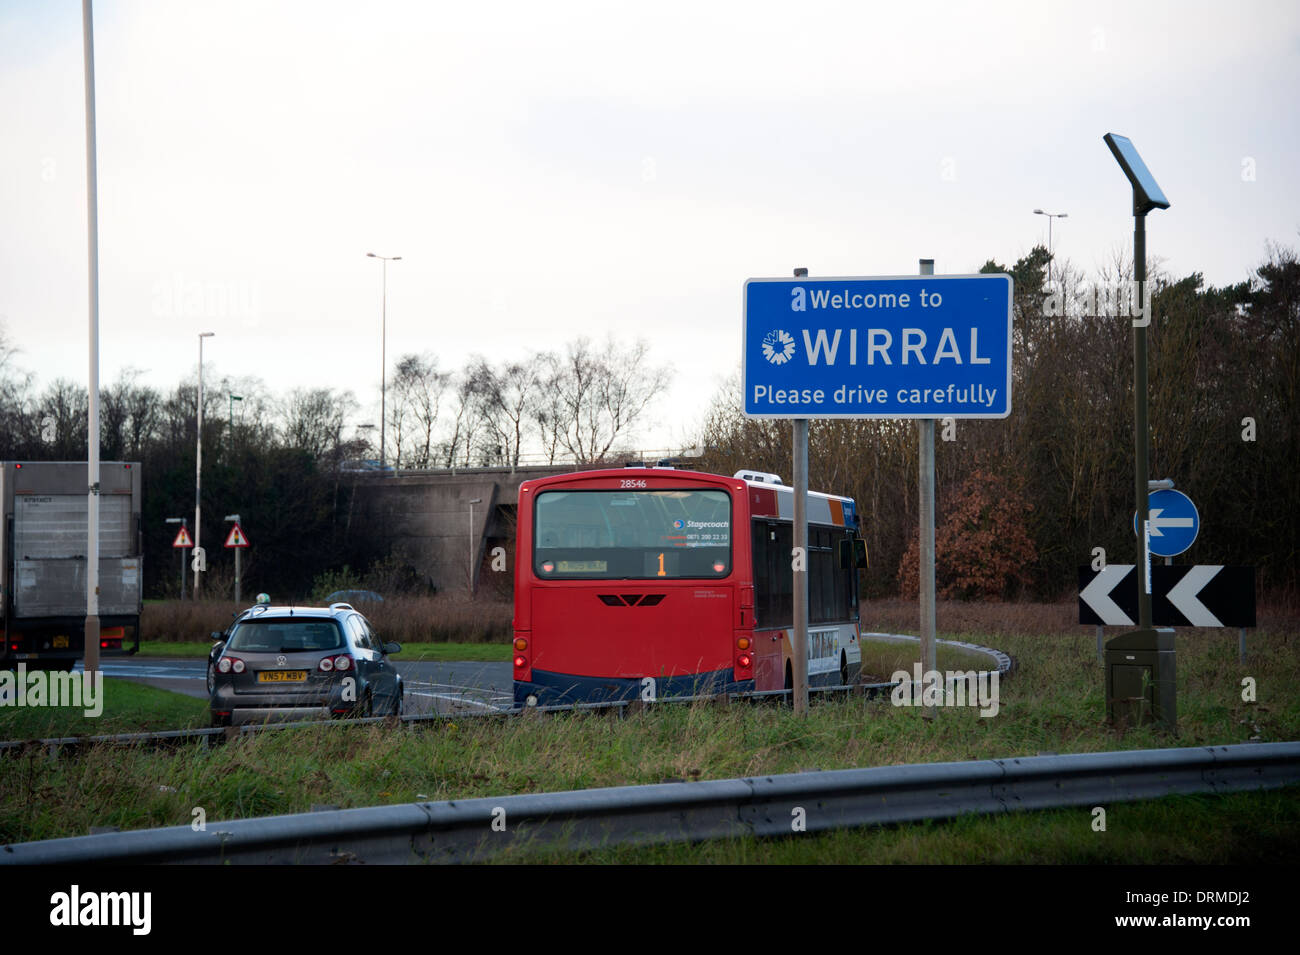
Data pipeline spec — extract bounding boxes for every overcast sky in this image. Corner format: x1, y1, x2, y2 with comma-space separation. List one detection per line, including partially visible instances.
2, 0, 1297, 454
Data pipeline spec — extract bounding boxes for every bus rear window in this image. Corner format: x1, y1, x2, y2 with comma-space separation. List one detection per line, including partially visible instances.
534, 489, 731, 579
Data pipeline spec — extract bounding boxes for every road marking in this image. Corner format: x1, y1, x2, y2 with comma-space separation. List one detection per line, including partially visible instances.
407, 690, 509, 712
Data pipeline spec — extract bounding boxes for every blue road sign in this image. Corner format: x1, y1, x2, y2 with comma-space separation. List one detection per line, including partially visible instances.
742, 274, 1013, 419
1133, 488, 1200, 557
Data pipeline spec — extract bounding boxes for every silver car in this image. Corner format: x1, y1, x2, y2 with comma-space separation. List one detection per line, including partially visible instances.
209, 604, 402, 726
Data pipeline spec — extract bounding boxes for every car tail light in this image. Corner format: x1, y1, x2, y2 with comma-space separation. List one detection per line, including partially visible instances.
318, 657, 334, 672
514, 655, 527, 668
514, 638, 528, 651
332, 655, 353, 671
737, 637, 750, 650
737, 653, 752, 669
231, 658, 246, 673
217, 657, 232, 673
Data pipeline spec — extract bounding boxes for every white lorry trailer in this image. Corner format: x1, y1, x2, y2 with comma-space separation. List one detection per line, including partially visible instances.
1, 461, 143, 669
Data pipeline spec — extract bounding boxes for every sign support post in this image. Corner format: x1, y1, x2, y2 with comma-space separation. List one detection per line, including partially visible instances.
223, 516, 250, 606
225, 514, 242, 606
791, 268, 810, 716
167, 517, 190, 598
917, 258, 937, 719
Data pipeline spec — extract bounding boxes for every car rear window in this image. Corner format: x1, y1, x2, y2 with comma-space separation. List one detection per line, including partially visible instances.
227, 619, 344, 652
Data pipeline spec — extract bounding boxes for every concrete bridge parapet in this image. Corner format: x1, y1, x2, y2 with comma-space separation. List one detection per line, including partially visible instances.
347, 465, 578, 595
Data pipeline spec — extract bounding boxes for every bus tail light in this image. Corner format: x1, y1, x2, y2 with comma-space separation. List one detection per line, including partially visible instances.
513, 634, 531, 682
734, 634, 753, 678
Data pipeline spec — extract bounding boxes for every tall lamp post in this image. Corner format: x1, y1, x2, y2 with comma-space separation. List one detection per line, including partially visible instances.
82, 0, 102, 678
366, 252, 402, 470
468, 497, 483, 597
195, 331, 214, 599
228, 393, 243, 452
1033, 208, 1068, 284
1103, 131, 1173, 728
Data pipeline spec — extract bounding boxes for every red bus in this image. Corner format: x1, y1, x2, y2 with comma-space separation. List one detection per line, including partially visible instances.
511, 466, 864, 706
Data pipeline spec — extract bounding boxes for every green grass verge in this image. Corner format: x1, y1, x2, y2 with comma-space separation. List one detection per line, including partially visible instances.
2, 627, 1295, 859
0, 679, 208, 741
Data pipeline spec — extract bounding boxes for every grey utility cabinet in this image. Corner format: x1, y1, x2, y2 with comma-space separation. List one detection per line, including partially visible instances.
1105, 628, 1177, 728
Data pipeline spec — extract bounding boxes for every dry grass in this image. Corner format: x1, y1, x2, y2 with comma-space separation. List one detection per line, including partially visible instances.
141, 595, 514, 644
364, 596, 512, 644
863, 597, 1300, 639
142, 594, 1299, 646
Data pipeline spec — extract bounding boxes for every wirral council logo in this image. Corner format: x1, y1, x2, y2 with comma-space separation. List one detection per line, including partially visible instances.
762, 329, 796, 364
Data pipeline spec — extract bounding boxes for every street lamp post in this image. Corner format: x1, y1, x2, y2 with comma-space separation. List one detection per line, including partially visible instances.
1103, 131, 1173, 728
468, 497, 483, 597
195, 331, 214, 599
1033, 208, 1068, 284
82, 0, 102, 678
228, 393, 243, 452
366, 252, 402, 470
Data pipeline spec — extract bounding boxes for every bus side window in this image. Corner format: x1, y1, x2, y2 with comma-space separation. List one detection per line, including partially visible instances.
751, 521, 770, 627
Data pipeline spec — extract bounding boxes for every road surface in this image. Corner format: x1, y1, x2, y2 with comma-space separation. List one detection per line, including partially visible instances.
78, 656, 514, 715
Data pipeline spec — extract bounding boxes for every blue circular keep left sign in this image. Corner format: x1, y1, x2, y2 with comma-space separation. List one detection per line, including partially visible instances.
1133, 488, 1199, 557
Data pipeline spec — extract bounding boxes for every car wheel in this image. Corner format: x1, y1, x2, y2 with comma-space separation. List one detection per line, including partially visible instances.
206, 661, 215, 695
391, 686, 403, 717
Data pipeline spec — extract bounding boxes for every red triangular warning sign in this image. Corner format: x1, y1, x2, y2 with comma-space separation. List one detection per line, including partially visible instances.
172, 526, 194, 548
224, 523, 250, 548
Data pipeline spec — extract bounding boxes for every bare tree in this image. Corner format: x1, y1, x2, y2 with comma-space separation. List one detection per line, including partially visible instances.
36, 379, 89, 458
100, 369, 161, 461
472, 355, 540, 469
280, 388, 358, 463
388, 353, 449, 468
0, 323, 37, 458
551, 335, 671, 463
532, 350, 567, 464
438, 371, 485, 468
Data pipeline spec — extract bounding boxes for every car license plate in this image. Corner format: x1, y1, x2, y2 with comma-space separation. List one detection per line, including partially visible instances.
257, 670, 307, 683
52, 635, 69, 648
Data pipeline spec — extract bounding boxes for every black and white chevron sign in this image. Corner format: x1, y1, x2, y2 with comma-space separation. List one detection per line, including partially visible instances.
1077, 565, 1255, 628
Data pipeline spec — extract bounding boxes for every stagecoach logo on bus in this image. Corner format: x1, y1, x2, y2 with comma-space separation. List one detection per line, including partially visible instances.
0, 664, 104, 717
743, 274, 1013, 419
